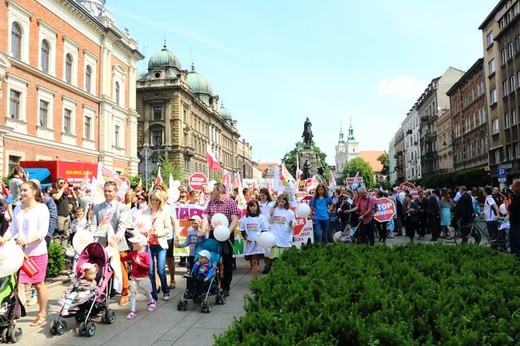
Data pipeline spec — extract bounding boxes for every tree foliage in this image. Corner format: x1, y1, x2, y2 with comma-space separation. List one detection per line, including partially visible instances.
377, 152, 389, 176
281, 141, 328, 178
341, 157, 374, 189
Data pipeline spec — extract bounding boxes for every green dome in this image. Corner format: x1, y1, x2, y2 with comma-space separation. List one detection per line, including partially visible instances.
148, 44, 182, 71
218, 104, 232, 120
187, 64, 214, 95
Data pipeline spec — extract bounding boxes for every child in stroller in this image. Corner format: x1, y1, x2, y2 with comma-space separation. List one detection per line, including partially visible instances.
60, 262, 98, 316
50, 242, 115, 338
177, 239, 226, 313
333, 223, 357, 243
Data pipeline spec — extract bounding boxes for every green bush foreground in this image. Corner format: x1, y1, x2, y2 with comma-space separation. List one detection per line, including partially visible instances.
215, 243, 520, 345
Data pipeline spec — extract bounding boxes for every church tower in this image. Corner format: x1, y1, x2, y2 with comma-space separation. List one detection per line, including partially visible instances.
335, 119, 360, 171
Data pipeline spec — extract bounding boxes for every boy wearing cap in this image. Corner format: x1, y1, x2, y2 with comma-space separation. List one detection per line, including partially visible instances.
174, 215, 205, 271
120, 233, 155, 319
184, 249, 214, 299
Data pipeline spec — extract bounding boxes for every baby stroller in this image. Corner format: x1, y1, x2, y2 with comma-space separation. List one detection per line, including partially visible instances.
50, 242, 115, 338
177, 239, 226, 313
0, 274, 23, 343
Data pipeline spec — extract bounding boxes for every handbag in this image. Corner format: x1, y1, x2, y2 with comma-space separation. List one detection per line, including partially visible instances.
21, 255, 39, 278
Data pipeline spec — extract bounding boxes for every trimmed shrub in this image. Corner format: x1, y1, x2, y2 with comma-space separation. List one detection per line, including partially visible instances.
215, 243, 520, 345
47, 242, 65, 278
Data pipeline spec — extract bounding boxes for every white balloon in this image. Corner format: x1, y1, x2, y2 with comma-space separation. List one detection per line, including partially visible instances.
256, 232, 276, 249
0, 243, 24, 277
333, 231, 343, 243
214, 225, 230, 242
295, 203, 311, 218
73, 229, 94, 254
211, 213, 229, 228
134, 214, 153, 234
499, 203, 508, 216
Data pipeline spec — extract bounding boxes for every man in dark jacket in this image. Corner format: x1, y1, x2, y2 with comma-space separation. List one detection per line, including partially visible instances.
425, 190, 440, 240
454, 186, 477, 242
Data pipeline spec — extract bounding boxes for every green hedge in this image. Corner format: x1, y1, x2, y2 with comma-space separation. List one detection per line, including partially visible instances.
215, 244, 520, 345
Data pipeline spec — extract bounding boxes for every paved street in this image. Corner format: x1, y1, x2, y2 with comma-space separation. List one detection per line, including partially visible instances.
14, 231, 490, 346
16, 259, 251, 346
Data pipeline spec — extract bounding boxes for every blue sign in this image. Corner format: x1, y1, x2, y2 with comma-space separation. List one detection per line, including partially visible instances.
497, 168, 506, 179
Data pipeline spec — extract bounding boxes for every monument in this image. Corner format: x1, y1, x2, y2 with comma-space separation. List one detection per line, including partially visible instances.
299, 117, 318, 180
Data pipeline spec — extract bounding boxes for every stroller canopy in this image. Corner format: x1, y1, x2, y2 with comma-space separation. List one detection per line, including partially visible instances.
194, 239, 222, 263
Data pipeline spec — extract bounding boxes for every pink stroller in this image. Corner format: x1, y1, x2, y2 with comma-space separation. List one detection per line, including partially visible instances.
50, 242, 115, 337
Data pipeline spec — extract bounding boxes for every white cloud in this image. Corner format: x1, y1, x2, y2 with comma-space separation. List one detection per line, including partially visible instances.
375, 75, 427, 99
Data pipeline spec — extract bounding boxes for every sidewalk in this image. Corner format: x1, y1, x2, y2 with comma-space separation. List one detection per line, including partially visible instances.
16, 259, 252, 346
14, 234, 457, 346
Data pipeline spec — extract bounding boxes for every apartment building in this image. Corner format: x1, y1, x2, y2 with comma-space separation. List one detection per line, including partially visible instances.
479, 0, 520, 184
446, 58, 488, 173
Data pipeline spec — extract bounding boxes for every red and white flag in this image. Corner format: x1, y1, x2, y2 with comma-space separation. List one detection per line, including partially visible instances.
221, 169, 231, 193
154, 166, 163, 187
296, 167, 303, 181
206, 144, 221, 171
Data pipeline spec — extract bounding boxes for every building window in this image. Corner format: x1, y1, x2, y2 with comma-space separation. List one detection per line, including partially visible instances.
508, 42, 514, 59
492, 118, 499, 134
515, 2, 520, 16
84, 116, 92, 140
63, 109, 72, 134
505, 112, 511, 129
8, 156, 21, 174
115, 82, 120, 106
504, 80, 509, 96
65, 54, 73, 83
114, 125, 120, 147
11, 22, 22, 59
491, 88, 497, 104
40, 39, 50, 73
501, 49, 507, 65
511, 76, 516, 92
489, 59, 495, 75
9, 90, 21, 119
508, 145, 513, 160
39, 100, 48, 126
152, 130, 163, 147
513, 109, 518, 125
153, 106, 162, 121
85, 65, 92, 93
487, 31, 494, 46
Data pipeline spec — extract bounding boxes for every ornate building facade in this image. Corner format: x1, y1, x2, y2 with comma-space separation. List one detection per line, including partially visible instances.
446, 58, 488, 173
0, 0, 142, 176
136, 45, 241, 183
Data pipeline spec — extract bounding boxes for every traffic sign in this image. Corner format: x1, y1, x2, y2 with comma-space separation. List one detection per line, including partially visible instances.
188, 172, 208, 191
497, 168, 506, 179
139, 145, 154, 159
374, 197, 396, 223
138, 162, 153, 175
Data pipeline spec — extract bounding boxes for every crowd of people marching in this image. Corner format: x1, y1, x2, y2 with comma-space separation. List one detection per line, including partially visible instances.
0, 164, 519, 328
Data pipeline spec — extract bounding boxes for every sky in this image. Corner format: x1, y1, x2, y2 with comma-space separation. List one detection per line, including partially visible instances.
106, 0, 496, 165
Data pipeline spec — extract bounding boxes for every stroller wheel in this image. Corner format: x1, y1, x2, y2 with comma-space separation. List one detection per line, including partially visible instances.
176, 301, 183, 311
49, 322, 58, 336
9, 327, 22, 344
1, 328, 8, 342
183, 300, 188, 311
78, 322, 86, 336
102, 310, 116, 324
85, 322, 96, 337
56, 320, 68, 335
201, 302, 211, 313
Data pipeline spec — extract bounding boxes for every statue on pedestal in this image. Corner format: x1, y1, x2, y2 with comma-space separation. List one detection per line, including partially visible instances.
303, 159, 312, 180
302, 117, 313, 148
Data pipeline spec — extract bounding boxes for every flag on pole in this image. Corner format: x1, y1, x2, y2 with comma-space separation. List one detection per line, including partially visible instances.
296, 167, 303, 181
328, 170, 336, 194
137, 178, 142, 188
221, 169, 231, 193
206, 144, 221, 171
154, 167, 163, 187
